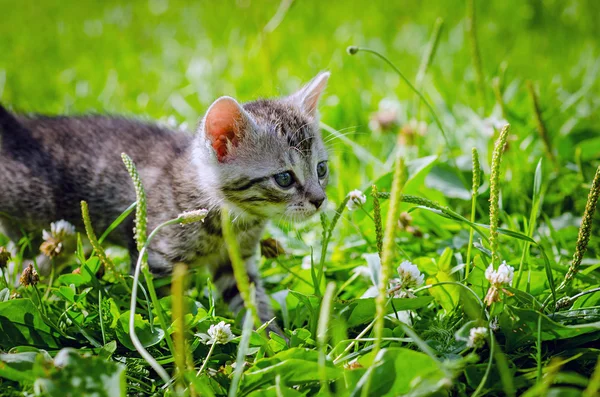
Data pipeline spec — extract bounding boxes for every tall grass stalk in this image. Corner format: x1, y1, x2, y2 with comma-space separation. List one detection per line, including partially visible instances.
171, 262, 189, 390
516, 159, 544, 287
414, 18, 444, 114
527, 81, 558, 169
317, 282, 336, 396
332, 319, 375, 365
80, 201, 129, 289
129, 217, 181, 385
121, 154, 147, 255
492, 77, 508, 119
375, 192, 489, 242
128, 210, 207, 386
317, 197, 350, 297
228, 302, 254, 397
122, 154, 212, 384
466, 148, 481, 277
559, 165, 600, 291
472, 334, 494, 397
221, 208, 261, 328
371, 185, 384, 256
467, 0, 486, 112
489, 125, 510, 268
361, 157, 406, 397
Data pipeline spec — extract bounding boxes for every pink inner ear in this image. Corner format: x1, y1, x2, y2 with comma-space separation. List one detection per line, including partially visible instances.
205, 100, 244, 162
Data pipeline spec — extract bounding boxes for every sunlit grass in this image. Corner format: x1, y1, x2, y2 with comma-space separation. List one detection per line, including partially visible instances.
1, 1, 600, 396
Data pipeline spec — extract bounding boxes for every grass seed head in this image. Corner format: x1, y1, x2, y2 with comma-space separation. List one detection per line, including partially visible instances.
0, 246, 11, 268
20, 264, 39, 287
560, 165, 600, 290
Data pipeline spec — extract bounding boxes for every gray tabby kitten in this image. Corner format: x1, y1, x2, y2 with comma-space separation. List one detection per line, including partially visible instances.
0, 72, 330, 325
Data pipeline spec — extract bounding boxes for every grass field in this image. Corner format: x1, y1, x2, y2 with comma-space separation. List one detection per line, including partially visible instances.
1, 0, 600, 396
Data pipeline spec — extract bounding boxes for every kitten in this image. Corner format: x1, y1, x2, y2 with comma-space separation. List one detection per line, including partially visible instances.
0, 72, 330, 327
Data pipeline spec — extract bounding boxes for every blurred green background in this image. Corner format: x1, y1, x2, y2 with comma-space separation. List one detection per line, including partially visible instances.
1, 0, 599, 203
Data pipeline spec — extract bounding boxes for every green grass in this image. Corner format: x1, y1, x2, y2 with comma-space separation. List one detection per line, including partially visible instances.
2, 0, 600, 396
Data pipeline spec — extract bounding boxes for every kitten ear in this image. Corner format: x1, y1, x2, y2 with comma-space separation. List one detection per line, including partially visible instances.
289, 71, 330, 118
203, 96, 252, 162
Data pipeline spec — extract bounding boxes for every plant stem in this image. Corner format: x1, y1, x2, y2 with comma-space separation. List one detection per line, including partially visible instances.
347, 46, 468, 188
81, 201, 130, 291
527, 81, 558, 170
317, 197, 350, 296
172, 262, 188, 390
196, 342, 216, 376
221, 208, 261, 329
414, 18, 444, 114
129, 217, 182, 385
472, 333, 494, 397
361, 157, 406, 397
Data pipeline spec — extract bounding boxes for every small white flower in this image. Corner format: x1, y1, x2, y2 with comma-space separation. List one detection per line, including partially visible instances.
396, 261, 425, 289
485, 261, 514, 286
43, 220, 75, 241
484, 261, 515, 305
41, 220, 76, 258
466, 327, 488, 349
179, 209, 209, 224
196, 321, 235, 345
346, 190, 367, 211
388, 261, 424, 298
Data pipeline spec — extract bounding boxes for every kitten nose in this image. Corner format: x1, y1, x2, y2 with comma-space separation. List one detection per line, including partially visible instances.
310, 196, 325, 209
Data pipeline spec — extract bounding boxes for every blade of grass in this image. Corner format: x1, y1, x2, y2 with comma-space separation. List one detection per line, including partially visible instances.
317, 282, 336, 396
516, 159, 544, 287
228, 303, 254, 397
467, 0, 486, 112
221, 207, 261, 329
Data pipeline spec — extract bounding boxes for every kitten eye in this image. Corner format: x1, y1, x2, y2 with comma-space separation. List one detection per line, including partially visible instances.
274, 171, 294, 188
317, 161, 328, 178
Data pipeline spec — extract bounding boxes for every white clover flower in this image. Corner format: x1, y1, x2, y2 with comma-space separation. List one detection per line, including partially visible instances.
485, 261, 514, 286
196, 321, 235, 345
396, 261, 425, 289
43, 220, 75, 241
466, 327, 488, 349
346, 189, 367, 211
484, 261, 515, 305
41, 220, 75, 258
179, 209, 209, 224
388, 261, 425, 298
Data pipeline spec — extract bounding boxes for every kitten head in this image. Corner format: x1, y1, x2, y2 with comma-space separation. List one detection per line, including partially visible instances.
195, 72, 330, 222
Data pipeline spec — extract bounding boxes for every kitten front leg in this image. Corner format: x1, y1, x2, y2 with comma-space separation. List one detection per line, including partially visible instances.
213, 258, 283, 336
